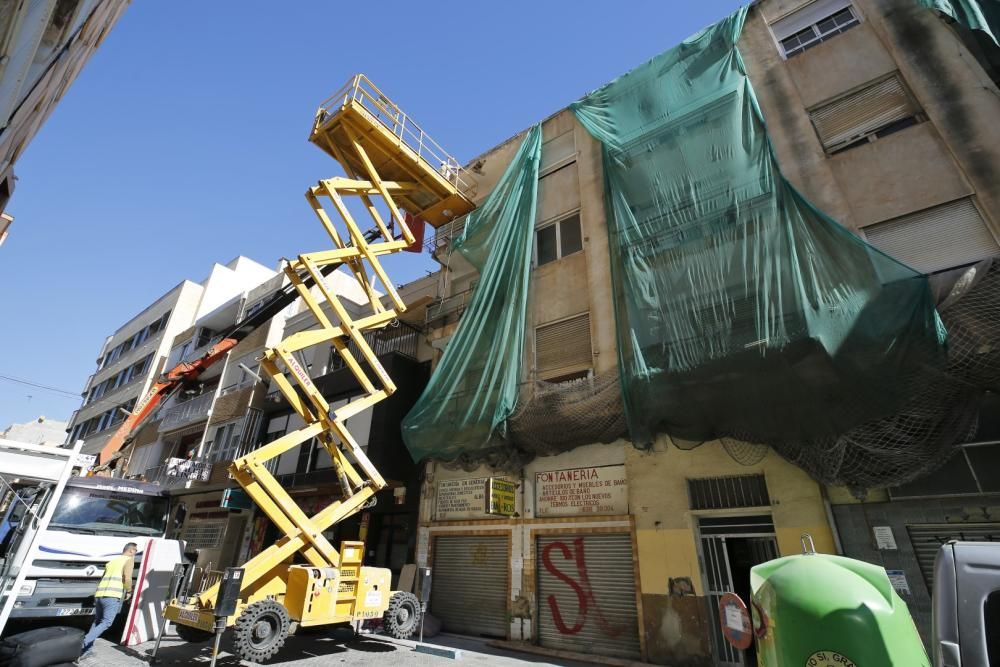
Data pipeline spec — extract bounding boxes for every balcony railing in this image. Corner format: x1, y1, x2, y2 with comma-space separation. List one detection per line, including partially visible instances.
329, 321, 420, 371
144, 459, 213, 487
160, 392, 214, 431
425, 289, 474, 328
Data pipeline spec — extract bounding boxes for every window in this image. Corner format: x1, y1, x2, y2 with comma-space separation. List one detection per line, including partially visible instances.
195, 327, 216, 349
540, 130, 576, 175
236, 356, 260, 387
535, 312, 593, 381
809, 75, 922, 153
862, 197, 999, 273
535, 212, 583, 267
771, 0, 860, 58
688, 474, 771, 510
208, 420, 243, 463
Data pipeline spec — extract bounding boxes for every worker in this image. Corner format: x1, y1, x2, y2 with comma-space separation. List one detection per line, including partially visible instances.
81, 542, 137, 655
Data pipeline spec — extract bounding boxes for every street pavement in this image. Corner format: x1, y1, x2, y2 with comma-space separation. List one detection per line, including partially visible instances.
78, 629, 597, 667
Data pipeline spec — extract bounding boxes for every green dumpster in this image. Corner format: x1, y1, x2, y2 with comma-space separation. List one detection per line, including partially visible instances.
750, 545, 929, 666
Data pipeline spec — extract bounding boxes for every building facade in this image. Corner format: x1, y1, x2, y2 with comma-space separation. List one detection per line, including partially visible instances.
120, 266, 286, 576
66, 257, 276, 459
0, 0, 129, 227
1, 415, 67, 445
408, 1, 1000, 665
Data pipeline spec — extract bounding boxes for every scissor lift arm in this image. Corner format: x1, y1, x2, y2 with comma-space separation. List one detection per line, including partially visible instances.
163, 75, 476, 663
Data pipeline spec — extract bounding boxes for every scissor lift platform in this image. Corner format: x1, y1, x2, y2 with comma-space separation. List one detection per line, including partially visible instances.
311, 74, 477, 227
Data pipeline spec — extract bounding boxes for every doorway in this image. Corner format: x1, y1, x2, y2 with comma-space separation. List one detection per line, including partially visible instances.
698, 515, 779, 667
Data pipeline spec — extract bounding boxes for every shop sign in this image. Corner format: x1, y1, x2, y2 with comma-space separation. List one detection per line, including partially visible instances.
166, 457, 211, 481
535, 464, 627, 517
221, 488, 253, 511
436, 477, 511, 520
485, 477, 517, 517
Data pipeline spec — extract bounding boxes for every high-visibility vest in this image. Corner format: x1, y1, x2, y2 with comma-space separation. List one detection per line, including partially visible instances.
94, 554, 130, 599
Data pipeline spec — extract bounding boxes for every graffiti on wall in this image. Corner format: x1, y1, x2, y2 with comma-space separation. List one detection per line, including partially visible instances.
541, 537, 626, 637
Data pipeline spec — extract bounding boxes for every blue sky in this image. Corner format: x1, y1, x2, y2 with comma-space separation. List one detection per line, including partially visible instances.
0, 0, 745, 429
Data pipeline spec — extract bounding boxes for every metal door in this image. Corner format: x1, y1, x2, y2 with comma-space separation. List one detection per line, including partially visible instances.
699, 516, 779, 667
536, 533, 641, 660
430, 535, 509, 638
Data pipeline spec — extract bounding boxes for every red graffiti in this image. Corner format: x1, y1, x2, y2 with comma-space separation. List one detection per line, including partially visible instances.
541, 538, 626, 638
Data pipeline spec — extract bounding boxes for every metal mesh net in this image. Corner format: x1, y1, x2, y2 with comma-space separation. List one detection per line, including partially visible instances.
444, 260, 999, 490
508, 372, 628, 456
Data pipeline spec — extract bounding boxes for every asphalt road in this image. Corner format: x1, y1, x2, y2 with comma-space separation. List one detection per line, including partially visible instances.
78, 630, 597, 667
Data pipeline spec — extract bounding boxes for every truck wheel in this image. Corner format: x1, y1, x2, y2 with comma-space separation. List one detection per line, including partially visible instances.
233, 599, 290, 663
382, 591, 420, 639
174, 622, 213, 643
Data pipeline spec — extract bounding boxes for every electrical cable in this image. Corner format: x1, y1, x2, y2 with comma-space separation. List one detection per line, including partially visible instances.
0, 374, 79, 398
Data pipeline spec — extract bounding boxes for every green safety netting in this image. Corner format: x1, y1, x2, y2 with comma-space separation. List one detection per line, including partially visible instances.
401, 125, 542, 462
570, 7, 948, 450
920, 0, 1000, 45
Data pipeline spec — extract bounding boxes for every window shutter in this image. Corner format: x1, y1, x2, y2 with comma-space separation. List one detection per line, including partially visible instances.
810, 75, 914, 152
540, 130, 576, 173
770, 0, 854, 40
862, 198, 999, 273
535, 312, 592, 380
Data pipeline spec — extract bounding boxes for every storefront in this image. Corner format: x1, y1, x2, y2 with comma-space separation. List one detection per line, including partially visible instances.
417, 444, 644, 659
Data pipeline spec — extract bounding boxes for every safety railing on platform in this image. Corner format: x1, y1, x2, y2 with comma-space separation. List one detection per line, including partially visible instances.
317, 74, 478, 198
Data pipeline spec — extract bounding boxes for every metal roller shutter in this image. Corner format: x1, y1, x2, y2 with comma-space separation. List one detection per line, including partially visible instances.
536, 313, 592, 380
810, 75, 915, 152
536, 533, 641, 659
430, 535, 509, 638
906, 522, 1000, 589
862, 198, 999, 273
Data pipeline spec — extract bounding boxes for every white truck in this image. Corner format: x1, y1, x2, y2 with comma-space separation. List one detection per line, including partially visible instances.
0, 440, 185, 644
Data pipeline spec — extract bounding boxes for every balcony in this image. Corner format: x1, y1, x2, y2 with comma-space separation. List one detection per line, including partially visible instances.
329, 321, 420, 371
144, 458, 213, 488
425, 289, 473, 329
160, 392, 214, 431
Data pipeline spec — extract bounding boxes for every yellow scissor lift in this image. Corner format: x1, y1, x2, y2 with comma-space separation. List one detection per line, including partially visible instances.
163, 75, 477, 663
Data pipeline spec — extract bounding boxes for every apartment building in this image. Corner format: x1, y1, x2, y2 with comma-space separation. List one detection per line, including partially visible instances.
66, 257, 275, 461
119, 265, 287, 575
0, 0, 129, 226
405, 1, 999, 665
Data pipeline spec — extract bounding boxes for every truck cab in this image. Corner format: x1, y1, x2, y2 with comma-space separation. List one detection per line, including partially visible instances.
6, 476, 177, 621
932, 541, 1000, 666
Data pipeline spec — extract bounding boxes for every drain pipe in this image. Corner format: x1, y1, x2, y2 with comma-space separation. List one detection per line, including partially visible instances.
821, 486, 845, 555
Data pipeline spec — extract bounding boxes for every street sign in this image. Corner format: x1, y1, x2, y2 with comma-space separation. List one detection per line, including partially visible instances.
221, 488, 253, 510
719, 592, 752, 650
485, 477, 516, 517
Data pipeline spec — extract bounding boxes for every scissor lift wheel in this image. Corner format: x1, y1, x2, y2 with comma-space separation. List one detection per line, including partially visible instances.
234, 599, 291, 663
382, 591, 421, 639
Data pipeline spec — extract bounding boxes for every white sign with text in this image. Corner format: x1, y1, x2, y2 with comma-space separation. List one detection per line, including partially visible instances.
535, 465, 628, 517
435, 477, 508, 520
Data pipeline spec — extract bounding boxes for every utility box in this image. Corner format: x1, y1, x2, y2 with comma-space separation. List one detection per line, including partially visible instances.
216, 569, 245, 618
751, 553, 929, 666
416, 567, 432, 604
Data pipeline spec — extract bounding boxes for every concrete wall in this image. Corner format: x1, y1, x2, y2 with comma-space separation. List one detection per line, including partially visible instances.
742, 0, 1000, 236
830, 495, 1000, 648
0, 0, 130, 219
